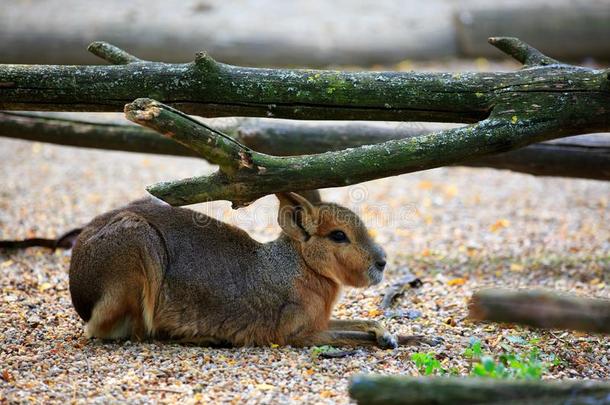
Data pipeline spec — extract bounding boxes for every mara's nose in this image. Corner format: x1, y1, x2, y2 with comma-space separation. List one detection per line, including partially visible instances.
375, 259, 387, 271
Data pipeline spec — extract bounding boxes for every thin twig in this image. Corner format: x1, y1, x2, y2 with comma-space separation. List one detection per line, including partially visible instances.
145, 388, 185, 394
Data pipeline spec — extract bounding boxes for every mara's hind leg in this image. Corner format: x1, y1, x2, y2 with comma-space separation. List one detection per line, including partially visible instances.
69, 211, 166, 341
85, 290, 143, 340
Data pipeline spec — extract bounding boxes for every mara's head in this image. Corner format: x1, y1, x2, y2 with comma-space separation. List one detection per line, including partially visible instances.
276, 192, 386, 287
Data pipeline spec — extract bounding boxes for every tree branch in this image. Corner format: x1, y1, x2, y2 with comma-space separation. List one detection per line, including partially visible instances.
0, 112, 429, 156
124, 99, 252, 173
469, 289, 610, 334
1, 38, 607, 124
2, 112, 609, 180
121, 97, 595, 206
488, 37, 560, 67
349, 376, 610, 405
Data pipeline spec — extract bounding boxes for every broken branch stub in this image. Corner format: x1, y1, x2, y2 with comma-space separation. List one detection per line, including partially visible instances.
87, 41, 143, 65
488, 37, 560, 67
125, 98, 252, 174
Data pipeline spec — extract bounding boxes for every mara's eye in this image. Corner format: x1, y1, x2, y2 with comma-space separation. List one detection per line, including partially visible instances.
328, 230, 349, 243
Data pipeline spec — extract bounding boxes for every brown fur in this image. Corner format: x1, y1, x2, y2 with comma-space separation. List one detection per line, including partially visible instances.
69, 192, 395, 348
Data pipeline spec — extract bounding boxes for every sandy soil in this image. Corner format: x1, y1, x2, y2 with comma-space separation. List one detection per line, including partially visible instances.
1, 130, 608, 403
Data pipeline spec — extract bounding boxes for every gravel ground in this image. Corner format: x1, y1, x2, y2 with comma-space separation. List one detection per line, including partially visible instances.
1, 61, 609, 403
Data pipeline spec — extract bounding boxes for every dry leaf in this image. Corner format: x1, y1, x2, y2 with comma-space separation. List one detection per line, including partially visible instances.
490, 219, 510, 232
2, 370, 12, 382
367, 309, 383, 317
447, 278, 466, 286
38, 282, 53, 292
510, 263, 524, 272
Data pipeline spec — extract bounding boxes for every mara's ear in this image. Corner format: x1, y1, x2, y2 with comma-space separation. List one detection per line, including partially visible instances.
296, 190, 322, 204
276, 192, 319, 241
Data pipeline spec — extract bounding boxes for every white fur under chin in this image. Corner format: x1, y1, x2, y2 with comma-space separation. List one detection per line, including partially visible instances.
367, 267, 384, 286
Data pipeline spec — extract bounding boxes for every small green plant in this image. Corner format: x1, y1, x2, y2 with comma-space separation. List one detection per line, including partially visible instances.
411, 352, 445, 376
410, 338, 560, 379
310, 345, 336, 359
464, 338, 558, 380
463, 340, 482, 359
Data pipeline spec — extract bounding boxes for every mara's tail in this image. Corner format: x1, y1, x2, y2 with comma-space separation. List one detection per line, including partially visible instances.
0, 228, 82, 250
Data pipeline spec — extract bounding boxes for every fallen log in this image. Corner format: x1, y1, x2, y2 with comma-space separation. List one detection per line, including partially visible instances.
0, 112, 431, 157
465, 136, 610, 180
469, 289, 610, 334
1, 112, 609, 180
0, 111, 197, 157
348, 375, 610, 405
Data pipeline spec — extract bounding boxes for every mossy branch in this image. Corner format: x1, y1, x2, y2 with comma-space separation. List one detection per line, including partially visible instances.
2, 112, 609, 180
122, 96, 596, 206
124, 99, 250, 173
2, 112, 609, 181
349, 375, 610, 405
1, 38, 607, 125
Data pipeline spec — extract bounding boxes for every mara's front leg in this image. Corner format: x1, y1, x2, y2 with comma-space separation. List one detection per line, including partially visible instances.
286, 320, 397, 349
328, 319, 443, 347
288, 330, 391, 348
329, 319, 397, 349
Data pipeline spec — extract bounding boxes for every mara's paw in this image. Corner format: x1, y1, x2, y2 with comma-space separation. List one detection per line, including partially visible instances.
376, 331, 398, 349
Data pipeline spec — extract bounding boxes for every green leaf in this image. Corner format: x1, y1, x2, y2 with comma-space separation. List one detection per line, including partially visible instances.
482, 357, 496, 373
528, 337, 541, 345
472, 364, 488, 377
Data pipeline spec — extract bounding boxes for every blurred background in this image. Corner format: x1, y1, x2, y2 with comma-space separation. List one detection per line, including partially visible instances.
1, 0, 609, 67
